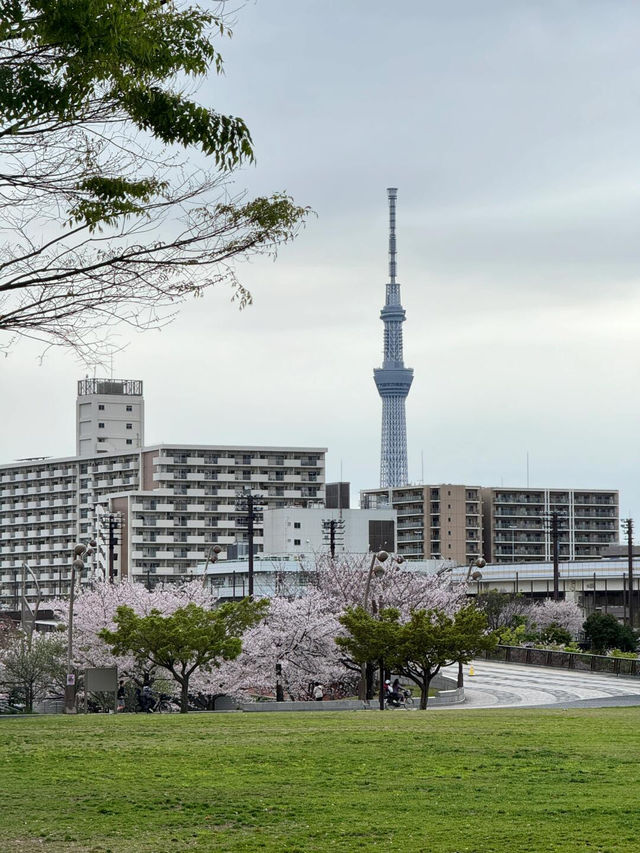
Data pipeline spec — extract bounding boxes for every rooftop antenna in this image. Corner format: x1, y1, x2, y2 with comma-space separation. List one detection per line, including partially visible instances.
388, 187, 397, 285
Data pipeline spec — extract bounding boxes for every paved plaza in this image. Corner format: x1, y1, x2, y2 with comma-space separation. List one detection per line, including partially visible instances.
453, 661, 640, 710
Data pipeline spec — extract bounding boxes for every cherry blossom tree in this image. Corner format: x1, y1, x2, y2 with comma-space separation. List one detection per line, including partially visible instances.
313, 553, 467, 619
529, 599, 583, 637
50, 579, 218, 688
218, 590, 349, 701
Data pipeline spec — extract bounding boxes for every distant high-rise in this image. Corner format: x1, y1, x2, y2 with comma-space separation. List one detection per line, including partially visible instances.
76, 378, 144, 457
374, 188, 413, 487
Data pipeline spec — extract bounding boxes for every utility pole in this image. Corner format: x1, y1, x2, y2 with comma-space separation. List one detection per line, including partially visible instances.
108, 515, 116, 582
622, 518, 634, 628
328, 519, 336, 558
247, 492, 254, 597
104, 512, 123, 583
551, 512, 560, 601
322, 517, 345, 559
238, 489, 262, 598
542, 511, 563, 601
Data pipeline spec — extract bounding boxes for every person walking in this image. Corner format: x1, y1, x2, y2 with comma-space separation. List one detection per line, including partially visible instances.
313, 683, 324, 701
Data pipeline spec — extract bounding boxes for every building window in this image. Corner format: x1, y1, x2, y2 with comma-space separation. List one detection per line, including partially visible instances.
97, 438, 105, 443
98, 422, 105, 428
126, 439, 132, 445
294, 539, 301, 546
126, 405, 132, 412
294, 522, 301, 529
126, 423, 132, 429
98, 404, 104, 411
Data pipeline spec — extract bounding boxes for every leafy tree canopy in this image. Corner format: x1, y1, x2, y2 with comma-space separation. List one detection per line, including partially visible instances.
338, 604, 497, 710
100, 599, 268, 711
0, 0, 309, 356
583, 612, 637, 656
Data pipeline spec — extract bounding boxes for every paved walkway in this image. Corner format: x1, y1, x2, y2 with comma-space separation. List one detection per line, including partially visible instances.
441, 661, 640, 710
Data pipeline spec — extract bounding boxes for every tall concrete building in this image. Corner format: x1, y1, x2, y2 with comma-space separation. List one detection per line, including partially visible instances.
361, 484, 483, 564
76, 378, 144, 457
481, 487, 619, 563
0, 380, 326, 607
374, 188, 413, 487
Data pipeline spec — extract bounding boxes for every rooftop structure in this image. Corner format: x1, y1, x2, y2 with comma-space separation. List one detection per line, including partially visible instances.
76, 378, 144, 457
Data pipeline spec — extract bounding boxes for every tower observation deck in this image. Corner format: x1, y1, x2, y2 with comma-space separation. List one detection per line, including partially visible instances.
373, 188, 413, 488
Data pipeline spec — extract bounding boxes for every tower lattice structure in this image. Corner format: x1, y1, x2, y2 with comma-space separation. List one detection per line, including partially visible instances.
373, 188, 413, 488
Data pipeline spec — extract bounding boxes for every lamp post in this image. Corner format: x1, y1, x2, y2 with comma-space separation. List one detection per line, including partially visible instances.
358, 550, 388, 701
202, 544, 223, 589
458, 557, 486, 688
359, 550, 405, 706
64, 540, 95, 714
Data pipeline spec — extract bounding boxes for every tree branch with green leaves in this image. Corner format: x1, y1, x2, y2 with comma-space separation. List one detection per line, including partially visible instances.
0, 0, 309, 358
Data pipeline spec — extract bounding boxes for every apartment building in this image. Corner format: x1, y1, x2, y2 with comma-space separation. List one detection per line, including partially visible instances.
482, 487, 619, 563
360, 484, 483, 564
0, 380, 326, 607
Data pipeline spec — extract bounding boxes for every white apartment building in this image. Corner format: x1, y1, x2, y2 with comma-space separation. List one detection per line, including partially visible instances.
0, 379, 326, 607
262, 507, 397, 558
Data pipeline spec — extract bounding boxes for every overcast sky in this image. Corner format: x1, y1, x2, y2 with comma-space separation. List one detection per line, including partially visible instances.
3, 0, 640, 524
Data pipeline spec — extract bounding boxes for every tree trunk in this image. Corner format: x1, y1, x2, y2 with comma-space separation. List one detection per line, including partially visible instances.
366, 662, 375, 700
420, 675, 430, 710
180, 679, 189, 714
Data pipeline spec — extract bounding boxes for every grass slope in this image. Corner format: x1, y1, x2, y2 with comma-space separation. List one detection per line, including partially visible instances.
1, 709, 640, 852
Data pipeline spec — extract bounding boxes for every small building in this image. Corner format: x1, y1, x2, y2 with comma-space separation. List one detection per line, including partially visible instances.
262, 507, 397, 557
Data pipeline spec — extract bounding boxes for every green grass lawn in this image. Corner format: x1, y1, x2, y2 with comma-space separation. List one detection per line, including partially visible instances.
2, 709, 640, 852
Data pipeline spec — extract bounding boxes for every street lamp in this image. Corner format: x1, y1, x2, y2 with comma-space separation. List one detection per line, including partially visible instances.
359, 550, 406, 707
64, 540, 95, 714
458, 557, 486, 688
202, 544, 223, 589
358, 550, 388, 702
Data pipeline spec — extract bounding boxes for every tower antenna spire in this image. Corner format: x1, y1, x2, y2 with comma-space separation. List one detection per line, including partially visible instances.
388, 187, 397, 284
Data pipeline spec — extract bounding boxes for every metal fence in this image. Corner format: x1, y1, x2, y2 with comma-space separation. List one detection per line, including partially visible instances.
483, 644, 640, 677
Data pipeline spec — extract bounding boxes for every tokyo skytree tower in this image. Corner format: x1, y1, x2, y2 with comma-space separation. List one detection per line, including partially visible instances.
373, 188, 414, 488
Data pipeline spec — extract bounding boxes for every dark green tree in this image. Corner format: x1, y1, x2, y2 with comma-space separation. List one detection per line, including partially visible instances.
100, 599, 267, 712
336, 606, 402, 706
394, 606, 497, 709
475, 590, 531, 631
0, 0, 308, 357
338, 604, 497, 710
583, 612, 638, 655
